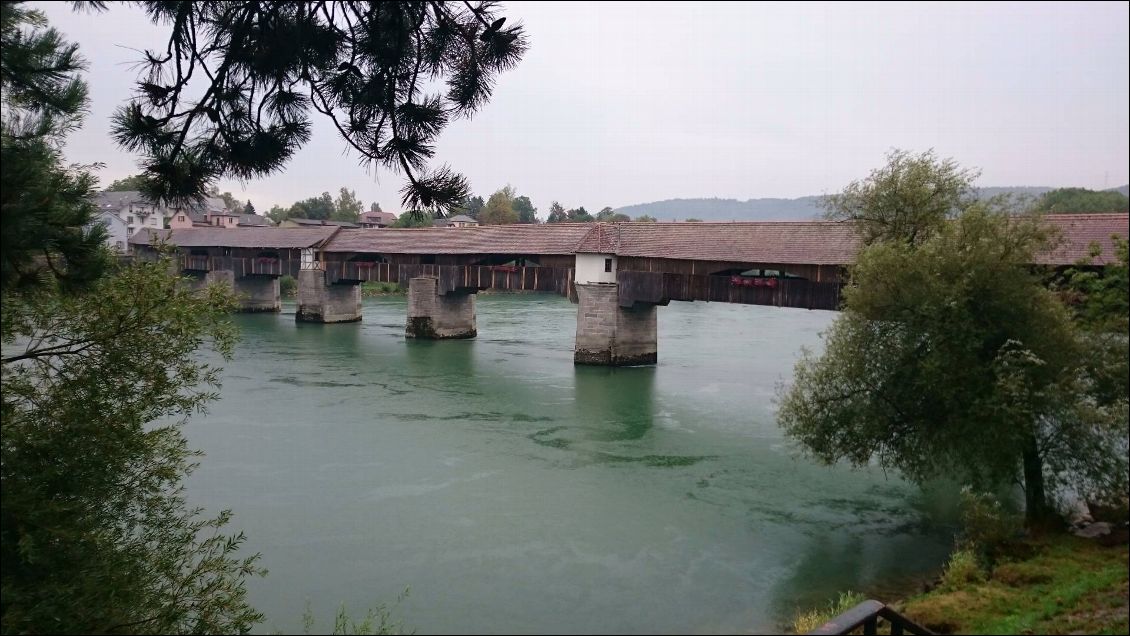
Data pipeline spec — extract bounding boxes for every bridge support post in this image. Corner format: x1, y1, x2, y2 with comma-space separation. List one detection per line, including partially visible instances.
234, 276, 280, 312
405, 276, 477, 339
184, 269, 234, 293
296, 269, 361, 323
574, 283, 657, 366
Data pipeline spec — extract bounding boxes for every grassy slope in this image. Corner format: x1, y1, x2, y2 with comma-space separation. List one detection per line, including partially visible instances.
897, 535, 1129, 635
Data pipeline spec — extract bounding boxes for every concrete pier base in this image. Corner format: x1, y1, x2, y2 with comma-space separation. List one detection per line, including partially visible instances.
234, 276, 280, 312
296, 269, 361, 323
574, 283, 658, 366
405, 276, 477, 339
185, 269, 234, 293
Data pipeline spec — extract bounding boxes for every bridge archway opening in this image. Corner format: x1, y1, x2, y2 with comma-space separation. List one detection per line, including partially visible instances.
709, 267, 809, 281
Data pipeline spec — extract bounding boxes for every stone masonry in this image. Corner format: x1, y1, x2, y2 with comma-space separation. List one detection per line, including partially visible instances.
405, 276, 477, 339
234, 276, 280, 312
573, 282, 657, 366
296, 269, 362, 323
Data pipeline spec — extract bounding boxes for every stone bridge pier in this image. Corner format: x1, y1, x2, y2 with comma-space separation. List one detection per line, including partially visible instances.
183, 269, 280, 312
234, 275, 280, 312
573, 282, 658, 366
296, 269, 361, 323
405, 276, 477, 339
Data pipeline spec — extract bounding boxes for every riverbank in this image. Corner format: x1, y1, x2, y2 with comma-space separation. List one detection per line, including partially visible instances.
896, 533, 1128, 635
795, 532, 1128, 634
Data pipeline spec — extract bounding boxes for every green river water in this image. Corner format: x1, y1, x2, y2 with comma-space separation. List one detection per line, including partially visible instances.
184, 294, 958, 634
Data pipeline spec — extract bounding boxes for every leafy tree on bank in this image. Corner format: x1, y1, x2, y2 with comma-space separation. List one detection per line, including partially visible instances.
0, 1, 108, 293
1057, 237, 1130, 333
779, 153, 1129, 526
457, 195, 485, 220
513, 195, 538, 223
684, 217, 702, 222
266, 204, 289, 225
1031, 187, 1129, 214
546, 201, 567, 223
243, 199, 255, 215
105, 1, 527, 215
288, 192, 336, 220
822, 148, 979, 246
595, 207, 630, 223
332, 187, 364, 223
104, 173, 148, 192
369, 202, 383, 214
635, 214, 657, 222
545, 203, 594, 223
2, 4, 264, 632
391, 210, 434, 227
479, 186, 518, 225
2, 256, 265, 634
567, 206, 593, 223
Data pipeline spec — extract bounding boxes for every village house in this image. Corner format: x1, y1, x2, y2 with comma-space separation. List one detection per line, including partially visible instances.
90, 191, 271, 252
359, 210, 398, 228
436, 214, 479, 228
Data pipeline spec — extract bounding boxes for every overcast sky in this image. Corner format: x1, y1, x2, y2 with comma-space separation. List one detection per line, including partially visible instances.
35, 1, 1130, 214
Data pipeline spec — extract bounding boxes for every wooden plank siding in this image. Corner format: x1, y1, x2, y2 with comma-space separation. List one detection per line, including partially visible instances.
321, 261, 574, 297
617, 256, 844, 283
135, 248, 303, 277
617, 270, 843, 311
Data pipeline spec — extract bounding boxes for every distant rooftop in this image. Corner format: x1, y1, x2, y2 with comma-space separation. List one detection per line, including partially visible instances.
288, 217, 360, 229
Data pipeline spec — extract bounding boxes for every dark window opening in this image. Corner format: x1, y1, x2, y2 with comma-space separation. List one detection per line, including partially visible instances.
604, 258, 613, 273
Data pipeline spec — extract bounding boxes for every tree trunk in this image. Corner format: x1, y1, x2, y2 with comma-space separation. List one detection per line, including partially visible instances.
1022, 436, 1052, 527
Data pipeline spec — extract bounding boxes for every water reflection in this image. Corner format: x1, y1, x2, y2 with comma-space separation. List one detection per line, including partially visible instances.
573, 366, 656, 442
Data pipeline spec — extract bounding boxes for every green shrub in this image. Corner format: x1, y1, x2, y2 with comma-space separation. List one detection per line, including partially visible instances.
360, 281, 402, 296
958, 488, 1023, 565
280, 274, 297, 297
939, 548, 986, 591
791, 591, 866, 634
299, 591, 409, 635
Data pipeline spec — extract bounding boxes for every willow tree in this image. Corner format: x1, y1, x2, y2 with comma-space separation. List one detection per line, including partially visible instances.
107, 1, 527, 215
782, 154, 1128, 526
822, 148, 980, 247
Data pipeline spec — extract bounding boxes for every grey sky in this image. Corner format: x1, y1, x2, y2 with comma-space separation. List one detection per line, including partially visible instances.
35, 1, 1130, 215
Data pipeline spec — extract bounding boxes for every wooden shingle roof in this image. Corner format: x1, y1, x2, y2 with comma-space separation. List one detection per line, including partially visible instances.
1038, 213, 1128, 265
129, 226, 339, 249
324, 223, 594, 254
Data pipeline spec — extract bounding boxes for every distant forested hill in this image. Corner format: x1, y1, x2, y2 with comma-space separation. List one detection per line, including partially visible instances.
614, 185, 1126, 221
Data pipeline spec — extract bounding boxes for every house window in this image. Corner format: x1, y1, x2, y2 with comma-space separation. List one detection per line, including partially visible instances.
178, 215, 185, 222
115, 241, 123, 250
604, 258, 613, 273
127, 216, 135, 224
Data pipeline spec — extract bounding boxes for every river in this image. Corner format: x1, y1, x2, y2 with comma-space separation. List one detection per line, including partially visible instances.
183, 293, 957, 634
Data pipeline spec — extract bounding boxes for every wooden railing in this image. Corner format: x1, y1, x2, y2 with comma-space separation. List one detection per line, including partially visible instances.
807, 600, 933, 635
321, 262, 574, 296
617, 270, 844, 311
174, 255, 300, 277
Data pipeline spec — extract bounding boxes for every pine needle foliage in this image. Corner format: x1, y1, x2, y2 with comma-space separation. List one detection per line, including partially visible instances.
105, 1, 528, 215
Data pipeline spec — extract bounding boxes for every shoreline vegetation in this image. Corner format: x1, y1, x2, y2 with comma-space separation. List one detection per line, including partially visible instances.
792, 531, 1129, 634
